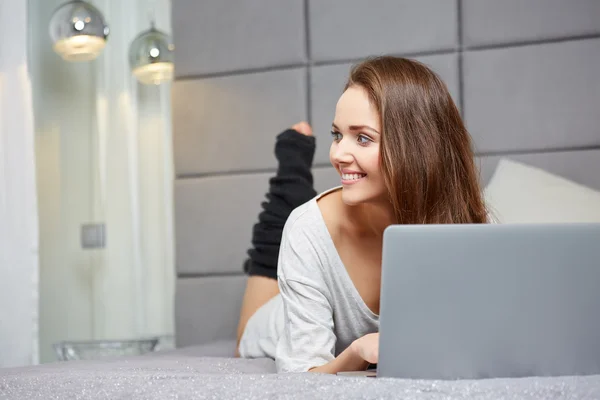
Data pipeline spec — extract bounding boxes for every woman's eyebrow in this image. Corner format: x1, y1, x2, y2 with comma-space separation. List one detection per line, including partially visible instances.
332, 122, 380, 135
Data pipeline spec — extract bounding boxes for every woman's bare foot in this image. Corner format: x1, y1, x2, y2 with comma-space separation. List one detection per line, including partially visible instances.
291, 121, 313, 136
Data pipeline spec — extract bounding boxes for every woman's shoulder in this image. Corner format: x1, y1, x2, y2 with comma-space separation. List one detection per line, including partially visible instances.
284, 197, 320, 234
278, 196, 329, 283
278, 187, 343, 277
285, 186, 342, 233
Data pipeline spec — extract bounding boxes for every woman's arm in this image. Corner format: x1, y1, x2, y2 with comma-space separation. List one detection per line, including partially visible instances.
277, 272, 377, 374
309, 333, 379, 374
308, 345, 370, 374
275, 221, 377, 374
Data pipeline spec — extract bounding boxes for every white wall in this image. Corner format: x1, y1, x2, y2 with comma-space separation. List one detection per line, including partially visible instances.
0, 1, 39, 367
29, 0, 174, 363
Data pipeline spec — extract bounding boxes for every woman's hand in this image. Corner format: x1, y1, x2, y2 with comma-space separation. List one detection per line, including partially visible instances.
351, 333, 379, 364
291, 121, 313, 136
306, 333, 379, 374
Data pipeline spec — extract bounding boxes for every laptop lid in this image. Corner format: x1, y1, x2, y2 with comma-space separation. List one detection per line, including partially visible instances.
377, 223, 600, 380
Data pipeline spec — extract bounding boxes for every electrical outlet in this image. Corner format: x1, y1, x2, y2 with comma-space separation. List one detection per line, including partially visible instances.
81, 223, 106, 249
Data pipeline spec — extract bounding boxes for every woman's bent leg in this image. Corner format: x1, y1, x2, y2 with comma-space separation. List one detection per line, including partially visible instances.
236, 275, 280, 353
236, 122, 316, 355
238, 293, 284, 359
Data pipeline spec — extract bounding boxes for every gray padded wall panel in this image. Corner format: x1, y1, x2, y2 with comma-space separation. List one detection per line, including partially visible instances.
175, 276, 246, 347
309, 0, 457, 62
464, 39, 600, 154
173, 68, 307, 176
462, 0, 600, 47
309, 63, 350, 164
175, 167, 343, 276
478, 149, 600, 192
175, 174, 270, 276
310, 53, 460, 164
173, 0, 305, 77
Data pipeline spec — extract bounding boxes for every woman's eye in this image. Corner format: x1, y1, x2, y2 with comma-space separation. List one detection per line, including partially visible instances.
330, 131, 342, 141
357, 135, 371, 145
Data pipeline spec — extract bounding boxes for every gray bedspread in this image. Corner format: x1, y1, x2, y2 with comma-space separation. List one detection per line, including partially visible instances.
2, 344, 600, 399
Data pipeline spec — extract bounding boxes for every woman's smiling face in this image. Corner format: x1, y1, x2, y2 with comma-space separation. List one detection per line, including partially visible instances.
330, 85, 387, 206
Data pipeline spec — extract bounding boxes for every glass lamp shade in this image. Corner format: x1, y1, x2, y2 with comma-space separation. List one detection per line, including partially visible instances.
129, 26, 174, 85
49, 0, 109, 62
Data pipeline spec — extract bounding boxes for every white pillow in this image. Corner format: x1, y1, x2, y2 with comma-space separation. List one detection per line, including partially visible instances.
484, 158, 600, 224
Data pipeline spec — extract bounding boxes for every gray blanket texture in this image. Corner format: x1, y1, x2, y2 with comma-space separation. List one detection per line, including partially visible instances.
2, 342, 600, 399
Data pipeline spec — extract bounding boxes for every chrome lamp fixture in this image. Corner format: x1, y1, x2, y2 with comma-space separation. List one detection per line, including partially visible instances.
129, 23, 174, 85
49, 0, 109, 62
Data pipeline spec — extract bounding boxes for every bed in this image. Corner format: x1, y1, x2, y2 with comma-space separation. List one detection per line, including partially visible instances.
3, 342, 600, 399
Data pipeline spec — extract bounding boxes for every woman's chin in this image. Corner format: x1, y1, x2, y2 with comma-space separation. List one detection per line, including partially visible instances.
340, 189, 367, 207
340, 186, 387, 207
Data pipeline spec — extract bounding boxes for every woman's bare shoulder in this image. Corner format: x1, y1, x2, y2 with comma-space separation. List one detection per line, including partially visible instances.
316, 188, 345, 234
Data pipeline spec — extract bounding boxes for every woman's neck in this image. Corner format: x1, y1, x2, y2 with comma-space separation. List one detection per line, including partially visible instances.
344, 198, 396, 238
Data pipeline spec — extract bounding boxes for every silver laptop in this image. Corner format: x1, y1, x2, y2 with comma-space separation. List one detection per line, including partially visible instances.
375, 223, 600, 380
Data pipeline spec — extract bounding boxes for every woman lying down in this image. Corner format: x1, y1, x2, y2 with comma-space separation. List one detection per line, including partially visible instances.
236, 56, 490, 374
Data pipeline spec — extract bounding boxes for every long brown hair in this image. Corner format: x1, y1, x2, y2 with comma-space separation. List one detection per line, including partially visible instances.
344, 56, 488, 224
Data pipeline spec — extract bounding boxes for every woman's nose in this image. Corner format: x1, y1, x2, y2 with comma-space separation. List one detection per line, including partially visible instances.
331, 139, 353, 164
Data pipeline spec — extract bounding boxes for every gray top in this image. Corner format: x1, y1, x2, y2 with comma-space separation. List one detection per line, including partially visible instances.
239, 187, 379, 373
